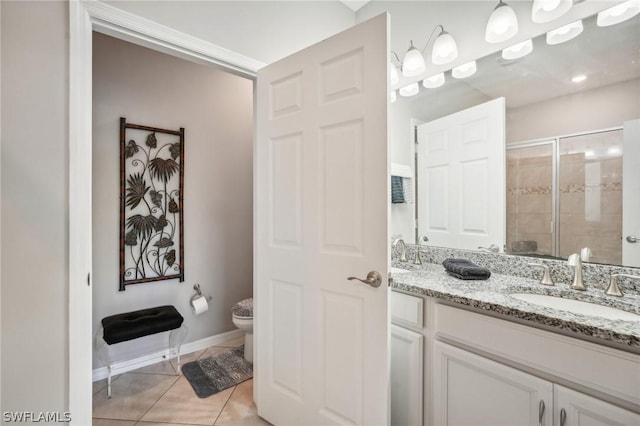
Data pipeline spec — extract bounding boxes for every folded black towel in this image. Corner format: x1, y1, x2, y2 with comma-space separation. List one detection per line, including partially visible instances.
442, 258, 491, 280
391, 176, 405, 204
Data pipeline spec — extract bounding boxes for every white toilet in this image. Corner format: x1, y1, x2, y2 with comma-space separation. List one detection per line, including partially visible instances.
231, 298, 253, 363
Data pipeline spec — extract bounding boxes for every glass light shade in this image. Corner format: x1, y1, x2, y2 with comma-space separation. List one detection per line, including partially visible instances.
390, 90, 397, 103
399, 82, 420, 97
422, 73, 445, 89
531, 0, 572, 23
402, 43, 426, 77
485, 1, 519, 43
597, 0, 640, 27
502, 39, 533, 60
432, 31, 458, 65
546, 20, 583, 45
452, 61, 477, 79
390, 63, 399, 85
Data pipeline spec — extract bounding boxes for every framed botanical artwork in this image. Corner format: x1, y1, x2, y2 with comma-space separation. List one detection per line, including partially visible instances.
119, 117, 184, 290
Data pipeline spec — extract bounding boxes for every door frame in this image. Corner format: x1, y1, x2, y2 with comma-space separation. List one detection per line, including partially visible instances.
69, 1, 262, 423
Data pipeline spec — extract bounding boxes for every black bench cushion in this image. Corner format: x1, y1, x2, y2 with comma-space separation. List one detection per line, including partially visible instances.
102, 305, 184, 345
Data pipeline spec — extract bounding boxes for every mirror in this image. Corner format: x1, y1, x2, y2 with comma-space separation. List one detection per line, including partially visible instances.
390, 12, 640, 267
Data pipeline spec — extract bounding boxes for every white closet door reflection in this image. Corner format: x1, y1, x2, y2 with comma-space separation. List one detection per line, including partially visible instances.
506, 143, 554, 257
558, 130, 623, 265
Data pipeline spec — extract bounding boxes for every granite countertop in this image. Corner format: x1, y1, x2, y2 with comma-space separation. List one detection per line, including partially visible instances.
390, 263, 640, 350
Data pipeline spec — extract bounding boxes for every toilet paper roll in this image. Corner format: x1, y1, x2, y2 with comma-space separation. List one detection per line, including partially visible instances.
191, 295, 209, 315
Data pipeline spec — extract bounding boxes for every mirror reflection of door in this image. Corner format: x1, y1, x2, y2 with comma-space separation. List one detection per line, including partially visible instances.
416, 98, 505, 251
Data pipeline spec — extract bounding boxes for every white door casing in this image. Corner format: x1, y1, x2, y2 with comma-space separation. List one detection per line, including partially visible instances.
417, 98, 506, 251
255, 14, 389, 426
622, 119, 640, 267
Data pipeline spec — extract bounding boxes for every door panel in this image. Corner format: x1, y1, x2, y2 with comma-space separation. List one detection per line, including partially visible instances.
417, 98, 506, 251
554, 385, 640, 426
256, 13, 389, 425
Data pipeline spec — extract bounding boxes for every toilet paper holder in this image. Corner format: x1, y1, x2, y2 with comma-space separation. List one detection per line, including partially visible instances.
191, 283, 212, 302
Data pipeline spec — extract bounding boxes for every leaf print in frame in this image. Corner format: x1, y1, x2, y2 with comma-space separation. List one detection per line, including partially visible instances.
119, 118, 184, 290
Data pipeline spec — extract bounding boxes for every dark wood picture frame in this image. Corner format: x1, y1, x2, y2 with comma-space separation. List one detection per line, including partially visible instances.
119, 117, 185, 290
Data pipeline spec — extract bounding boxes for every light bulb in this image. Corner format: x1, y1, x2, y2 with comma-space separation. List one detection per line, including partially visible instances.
546, 20, 583, 45
432, 30, 458, 65
486, 1, 519, 43
402, 42, 426, 77
452, 61, 477, 79
532, 0, 572, 23
422, 73, 445, 89
399, 82, 420, 97
502, 39, 533, 60
597, 0, 640, 27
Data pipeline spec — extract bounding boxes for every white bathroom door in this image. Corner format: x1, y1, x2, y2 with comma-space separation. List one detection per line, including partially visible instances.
416, 98, 506, 251
622, 119, 640, 267
255, 13, 389, 426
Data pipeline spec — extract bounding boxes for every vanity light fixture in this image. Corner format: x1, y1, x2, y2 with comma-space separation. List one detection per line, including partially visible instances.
394, 25, 458, 77
546, 20, 583, 45
531, 0, 572, 23
502, 39, 533, 60
597, 0, 640, 27
486, 0, 519, 43
452, 60, 477, 79
390, 90, 397, 103
399, 82, 420, 97
422, 73, 445, 89
401, 41, 426, 77
432, 28, 458, 65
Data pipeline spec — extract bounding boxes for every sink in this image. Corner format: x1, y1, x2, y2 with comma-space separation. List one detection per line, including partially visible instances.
390, 267, 410, 274
510, 293, 640, 322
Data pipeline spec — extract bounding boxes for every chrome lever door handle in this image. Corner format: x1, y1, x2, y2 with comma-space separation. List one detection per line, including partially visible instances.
347, 271, 382, 288
627, 235, 638, 243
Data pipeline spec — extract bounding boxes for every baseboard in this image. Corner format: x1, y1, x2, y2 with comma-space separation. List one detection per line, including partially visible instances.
92, 328, 243, 382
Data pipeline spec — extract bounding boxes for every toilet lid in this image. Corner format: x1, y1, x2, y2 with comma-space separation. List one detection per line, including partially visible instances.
232, 297, 253, 318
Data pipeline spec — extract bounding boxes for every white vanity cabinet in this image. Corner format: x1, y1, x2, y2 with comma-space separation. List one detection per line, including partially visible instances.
390, 290, 426, 426
553, 385, 640, 426
433, 341, 553, 426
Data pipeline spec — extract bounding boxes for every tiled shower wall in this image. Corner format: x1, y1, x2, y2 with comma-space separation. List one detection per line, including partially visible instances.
506, 141, 623, 265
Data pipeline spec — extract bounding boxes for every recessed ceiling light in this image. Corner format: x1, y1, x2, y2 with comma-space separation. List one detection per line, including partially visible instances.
571, 74, 587, 83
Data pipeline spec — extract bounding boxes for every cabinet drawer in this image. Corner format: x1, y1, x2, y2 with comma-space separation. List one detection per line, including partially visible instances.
390, 290, 424, 329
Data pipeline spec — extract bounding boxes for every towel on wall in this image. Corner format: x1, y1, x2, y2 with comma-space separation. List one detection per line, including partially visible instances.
442, 258, 491, 280
391, 176, 405, 204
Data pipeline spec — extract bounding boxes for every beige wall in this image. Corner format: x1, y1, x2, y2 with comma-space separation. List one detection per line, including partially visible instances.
507, 78, 640, 143
92, 33, 254, 365
1, 0, 69, 413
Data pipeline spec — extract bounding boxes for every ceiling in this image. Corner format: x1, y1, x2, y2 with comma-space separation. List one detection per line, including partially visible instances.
340, 1, 372, 12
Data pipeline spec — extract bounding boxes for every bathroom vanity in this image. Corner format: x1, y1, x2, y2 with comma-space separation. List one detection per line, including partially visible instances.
389, 263, 640, 426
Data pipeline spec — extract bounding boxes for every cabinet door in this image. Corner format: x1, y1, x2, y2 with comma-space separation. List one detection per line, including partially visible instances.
554, 385, 640, 426
391, 325, 424, 426
433, 341, 553, 426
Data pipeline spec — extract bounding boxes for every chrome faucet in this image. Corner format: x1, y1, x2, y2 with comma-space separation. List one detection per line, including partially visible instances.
568, 253, 586, 291
605, 274, 640, 297
413, 235, 429, 265
392, 238, 408, 263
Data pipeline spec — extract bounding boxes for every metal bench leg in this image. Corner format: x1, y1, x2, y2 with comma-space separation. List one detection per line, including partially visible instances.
95, 326, 113, 398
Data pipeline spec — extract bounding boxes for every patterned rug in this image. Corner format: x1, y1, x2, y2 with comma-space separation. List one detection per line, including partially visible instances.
182, 346, 253, 398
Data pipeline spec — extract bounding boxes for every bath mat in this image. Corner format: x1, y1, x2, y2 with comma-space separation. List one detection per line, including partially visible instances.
182, 346, 253, 398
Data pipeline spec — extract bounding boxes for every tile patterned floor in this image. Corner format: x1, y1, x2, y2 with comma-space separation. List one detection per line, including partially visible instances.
93, 335, 271, 426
